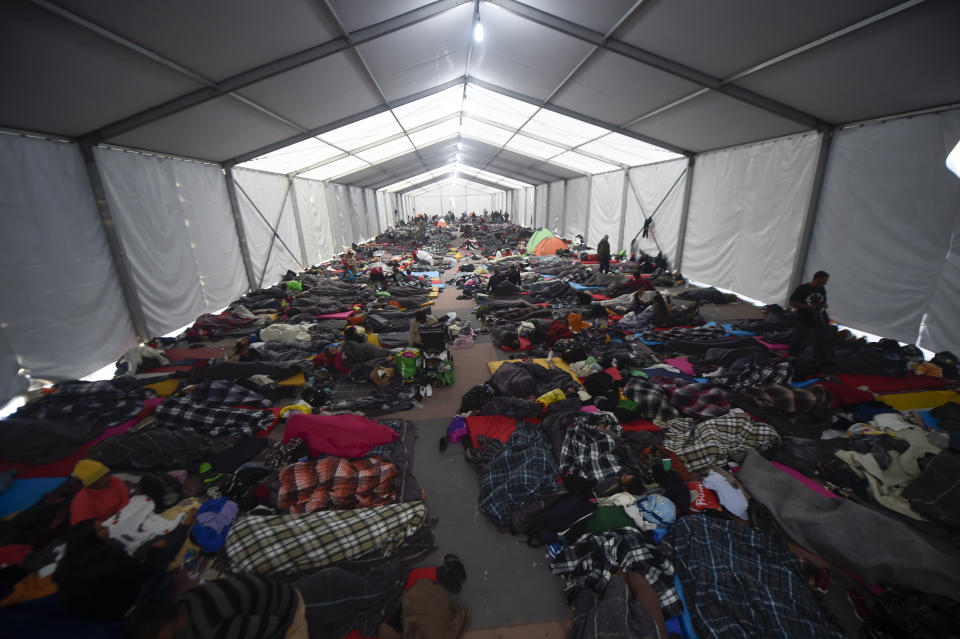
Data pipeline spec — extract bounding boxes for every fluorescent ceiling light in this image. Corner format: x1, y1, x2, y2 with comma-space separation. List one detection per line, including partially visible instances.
473, 18, 484, 42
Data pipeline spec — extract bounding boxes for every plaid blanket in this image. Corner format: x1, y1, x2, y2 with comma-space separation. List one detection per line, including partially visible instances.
189, 380, 272, 408
671, 515, 846, 638
738, 384, 830, 415
560, 413, 623, 481
226, 502, 426, 576
328, 381, 418, 417
642, 326, 725, 342
155, 397, 276, 437
479, 423, 560, 526
710, 362, 793, 392
16, 378, 146, 428
652, 377, 730, 419
551, 529, 683, 617
277, 457, 398, 512
622, 378, 680, 422
661, 409, 779, 471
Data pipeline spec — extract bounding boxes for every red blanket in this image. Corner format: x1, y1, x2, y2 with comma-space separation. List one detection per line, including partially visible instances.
284, 413, 398, 457
465, 415, 518, 448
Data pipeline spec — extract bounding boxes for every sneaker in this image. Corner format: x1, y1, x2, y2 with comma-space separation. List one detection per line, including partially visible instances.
425, 384, 433, 397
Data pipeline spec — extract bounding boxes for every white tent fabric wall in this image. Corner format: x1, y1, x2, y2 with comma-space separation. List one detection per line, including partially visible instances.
0, 329, 25, 403
683, 132, 819, 305
623, 158, 687, 266
524, 187, 536, 228
292, 177, 335, 267
348, 186, 367, 241
920, 208, 960, 355
808, 110, 960, 347
563, 177, 589, 240
535, 184, 548, 228
412, 195, 444, 215
233, 169, 302, 288
327, 183, 354, 250
549, 181, 564, 233
587, 171, 624, 249
465, 194, 493, 213
96, 147, 247, 335
0, 134, 137, 386
364, 189, 380, 236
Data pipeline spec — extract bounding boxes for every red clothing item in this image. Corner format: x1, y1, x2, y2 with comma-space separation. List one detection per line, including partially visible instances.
69, 477, 130, 525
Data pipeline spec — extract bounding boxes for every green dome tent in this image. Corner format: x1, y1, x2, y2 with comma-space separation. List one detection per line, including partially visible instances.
525, 228, 555, 254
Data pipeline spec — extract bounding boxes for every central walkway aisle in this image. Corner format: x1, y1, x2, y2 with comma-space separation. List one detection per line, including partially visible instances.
381, 245, 571, 635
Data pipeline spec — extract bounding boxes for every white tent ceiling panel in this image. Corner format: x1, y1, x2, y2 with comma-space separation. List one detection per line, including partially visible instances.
628, 90, 810, 153
319, 111, 403, 152
505, 135, 567, 161
356, 3, 473, 101
355, 137, 416, 163
463, 84, 538, 129
623, 158, 687, 266
518, 0, 639, 35
0, 134, 136, 383
807, 110, 960, 345
468, 4, 595, 100
522, 109, 609, 148
552, 50, 702, 127
0, 2, 205, 137
238, 52, 383, 131
684, 132, 819, 304
617, 0, 902, 80
735, 1, 960, 125
460, 117, 515, 146
238, 138, 341, 175
407, 119, 462, 147
587, 171, 624, 248
299, 155, 370, 181
393, 86, 463, 129
293, 178, 335, 266
108, 96, 301, 163
54, 0, 339, 81
327, 0, 438, 33
581, 133, 682, 168
551, 151, 620, 175
563, 176, 589, 239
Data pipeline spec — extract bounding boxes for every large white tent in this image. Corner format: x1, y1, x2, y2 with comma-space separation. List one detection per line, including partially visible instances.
1, 0, 959, 403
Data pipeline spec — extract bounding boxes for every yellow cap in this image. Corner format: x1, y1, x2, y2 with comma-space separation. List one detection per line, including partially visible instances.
72, 459, 109, 487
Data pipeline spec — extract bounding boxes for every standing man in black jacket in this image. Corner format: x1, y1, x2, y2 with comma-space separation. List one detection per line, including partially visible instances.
788, 270, 834, 371
597, 235, 611, 274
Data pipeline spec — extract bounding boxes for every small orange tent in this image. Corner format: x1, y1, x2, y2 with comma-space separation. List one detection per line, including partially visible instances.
533, 236, 568, 255
436, 220, 448, 227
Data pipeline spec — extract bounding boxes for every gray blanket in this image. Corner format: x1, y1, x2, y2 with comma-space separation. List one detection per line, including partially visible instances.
738, 451, 960, 599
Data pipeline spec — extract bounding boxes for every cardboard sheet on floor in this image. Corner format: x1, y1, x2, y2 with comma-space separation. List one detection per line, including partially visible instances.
466, 415, 518, 448
486, 358, 579, 382
877, 390, 960, 410
836, 373, 948, 394
0, 478, 67, 517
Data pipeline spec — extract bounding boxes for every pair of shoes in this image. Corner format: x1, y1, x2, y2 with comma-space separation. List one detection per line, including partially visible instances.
436, 554, 467, 593
419, 385, 432, 398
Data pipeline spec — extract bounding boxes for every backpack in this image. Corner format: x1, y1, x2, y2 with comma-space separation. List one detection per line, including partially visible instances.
136, 472, 184, 511
521, 494, 596, 547
932, 351, 958, 379
459, 383, 497, 414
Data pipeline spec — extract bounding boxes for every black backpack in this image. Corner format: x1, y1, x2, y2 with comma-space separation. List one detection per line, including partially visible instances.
522, 494, 596, 547
137, 472, 183, 511
932, 351, 959, 379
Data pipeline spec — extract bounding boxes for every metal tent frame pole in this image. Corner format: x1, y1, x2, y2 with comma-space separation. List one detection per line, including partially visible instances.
674, 156, 696, 272
617, 168, 630, 252
788, 129, 835, 299
287, 177, 310, 267
223, 167, 258, 292
79, 143, 150, 341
